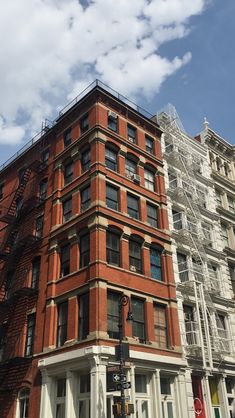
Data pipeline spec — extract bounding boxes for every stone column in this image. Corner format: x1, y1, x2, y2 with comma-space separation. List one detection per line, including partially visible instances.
89, 355, 108, 418
39, 370, 53, 418
65, 370, 76, 418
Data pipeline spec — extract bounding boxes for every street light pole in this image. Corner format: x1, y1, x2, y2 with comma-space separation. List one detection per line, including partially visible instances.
118, 294, 129, 418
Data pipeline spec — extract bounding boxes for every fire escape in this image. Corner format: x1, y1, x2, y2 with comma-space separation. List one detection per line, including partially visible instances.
0, 157, 46, 392
159, 107, 230, 371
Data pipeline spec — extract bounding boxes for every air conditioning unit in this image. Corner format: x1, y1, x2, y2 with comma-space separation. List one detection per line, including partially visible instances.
126, 173, 132, 179
132, 174, 141, 183
108, 110, 118, 119
130, 265, 137, 272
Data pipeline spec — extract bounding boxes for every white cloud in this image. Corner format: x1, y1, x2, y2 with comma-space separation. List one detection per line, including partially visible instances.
0, 0, 207, 145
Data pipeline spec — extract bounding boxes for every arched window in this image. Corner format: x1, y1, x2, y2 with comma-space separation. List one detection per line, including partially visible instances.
18, 388, 30, 418
125, 154, 137, 178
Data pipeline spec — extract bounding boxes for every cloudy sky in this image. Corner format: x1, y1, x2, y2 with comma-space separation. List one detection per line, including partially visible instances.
0, 0, 234, 166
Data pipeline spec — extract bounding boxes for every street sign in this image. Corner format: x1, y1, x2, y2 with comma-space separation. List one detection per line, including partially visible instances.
112, 374, 127, 383
116, 381, 131, 390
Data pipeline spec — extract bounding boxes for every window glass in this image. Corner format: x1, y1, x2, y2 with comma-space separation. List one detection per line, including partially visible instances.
150, 248, 162, 280
79, 293, 89, 339
31, 256, 40, 289
105, 147, 118, 171
127, 124, 136, 143
80, 233, 90, 268
81, 149, 91, 172
63, 198, 72, 222
64, 128, 72, 147
129, 240, 142, 273
64, 162, 73, 185
154, 305, 168, 348
147, 204, 158, 228
57, 302, 68, 347
135, 374, 147, 393
60, 244, 70, 277
144, 169, 155, 191
56, 378, 66, 418
132, 298, 145, 341
107, 292, 119, 339
177, 253, 188, 282
108, 114, 118, 132
106, 231, 120, 266
106, 184, 119, 211
145, 136, 154, 154
25, 314, 36, 356
127, 194, 139, 219
125, 158, 137, 177
19, 388, 30, 418
39, 178, 48, 202
42, 149, 49, 165
35, 215, 44, 238
80, 114, 89, 133
81, 186, 90, 211
160, 377, 171, 395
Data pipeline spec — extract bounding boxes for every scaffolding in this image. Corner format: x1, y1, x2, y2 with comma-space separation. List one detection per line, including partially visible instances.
158, 106, 230, 370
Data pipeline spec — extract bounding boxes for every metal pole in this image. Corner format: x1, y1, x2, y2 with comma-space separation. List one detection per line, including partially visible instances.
119, 295, 128, 418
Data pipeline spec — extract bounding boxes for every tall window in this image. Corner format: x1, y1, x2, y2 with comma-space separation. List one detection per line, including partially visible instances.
64, 128, 72, 147
60, 244, 70, 277
42, 149, 49, 166
172, 210, 183, 230
81, 186, 90, 211
147, 204, 158, 228
78, 374, 90, 417
80, 113, 89, 133
107, 292, 119, 339
127, 124, 136, 143
135, 374, 151, 417
227, 196, 235, 213
125, 157, 137, 177
177, 253, 188, 282
106, 184, 119, 211
154, 305, 168, 348
80, 233, 90, 268
221, 223, 229, 247
201, 222, 213, 247
145, 135, 154, 154
144, 168, 155, 191
18, 388, 30, 418
108, 112, 118, 132
160, 376, 175, 418
57, 302, 68, 347
64, 162, 73, 185
105, 146, 118, 171
35, 215, 44, 238
132, 297, 145, 342
0, 183, 4, 200
81, 149, 91, 172
39, 178, 48, 202
129, 239, 142, 273
25, 314, 36, 356
31, 256, 40, 289
150, 248, 162, 280
62, 198, 72, 222
215, 189, 222, 207
127, 194, 139, 219
55, 378, 66, 418
5, 270, 14, 299
79, 293, 89, 340
106, 231, 120, 266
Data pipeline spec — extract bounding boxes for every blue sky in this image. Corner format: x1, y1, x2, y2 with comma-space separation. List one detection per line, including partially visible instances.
0, 0, 234, 168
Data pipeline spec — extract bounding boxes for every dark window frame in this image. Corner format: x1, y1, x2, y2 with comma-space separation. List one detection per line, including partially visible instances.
131, 297, 145, 342
81, 148, 91, 172
81, 186, 90, 211
129, 239, 142, 273
107, 291, 120, 339
106, 184, 119, 211
64, 128, 72, 147
147, 203, 158, 228
80, 113, 89, 133
31, 256, 40, 289
80, 233, 90, 268
154, 304, 168, 348
78, 293, 89, 340
105, 146, 118, 171
35, 215, 44, 238
25, 313, 36, 356
39, 178, 48, 202
108, 113, 118, 132
150, 248, 162, 281
57, 301, 68, 347
60, 244, 70, 277
127, 124, 137, 144
144, 168, 155, 191
64, 161, 73, 185
63, 197, 72, 222
145, 135, 154, 154
125, 157, 137, 177
127, 194, 139, 220
106, 231, 120, 267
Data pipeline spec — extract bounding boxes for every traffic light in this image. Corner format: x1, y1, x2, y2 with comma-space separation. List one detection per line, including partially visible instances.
112, 402, 134, 416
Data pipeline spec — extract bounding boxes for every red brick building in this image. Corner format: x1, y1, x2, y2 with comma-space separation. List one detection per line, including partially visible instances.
0, 81, 186, 418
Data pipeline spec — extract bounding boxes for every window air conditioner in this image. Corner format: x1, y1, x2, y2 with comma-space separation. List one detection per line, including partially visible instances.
108, 110, 118, 119
132, 174, 141, 183
126, 173, 132, 179
130, 265, 137, 272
